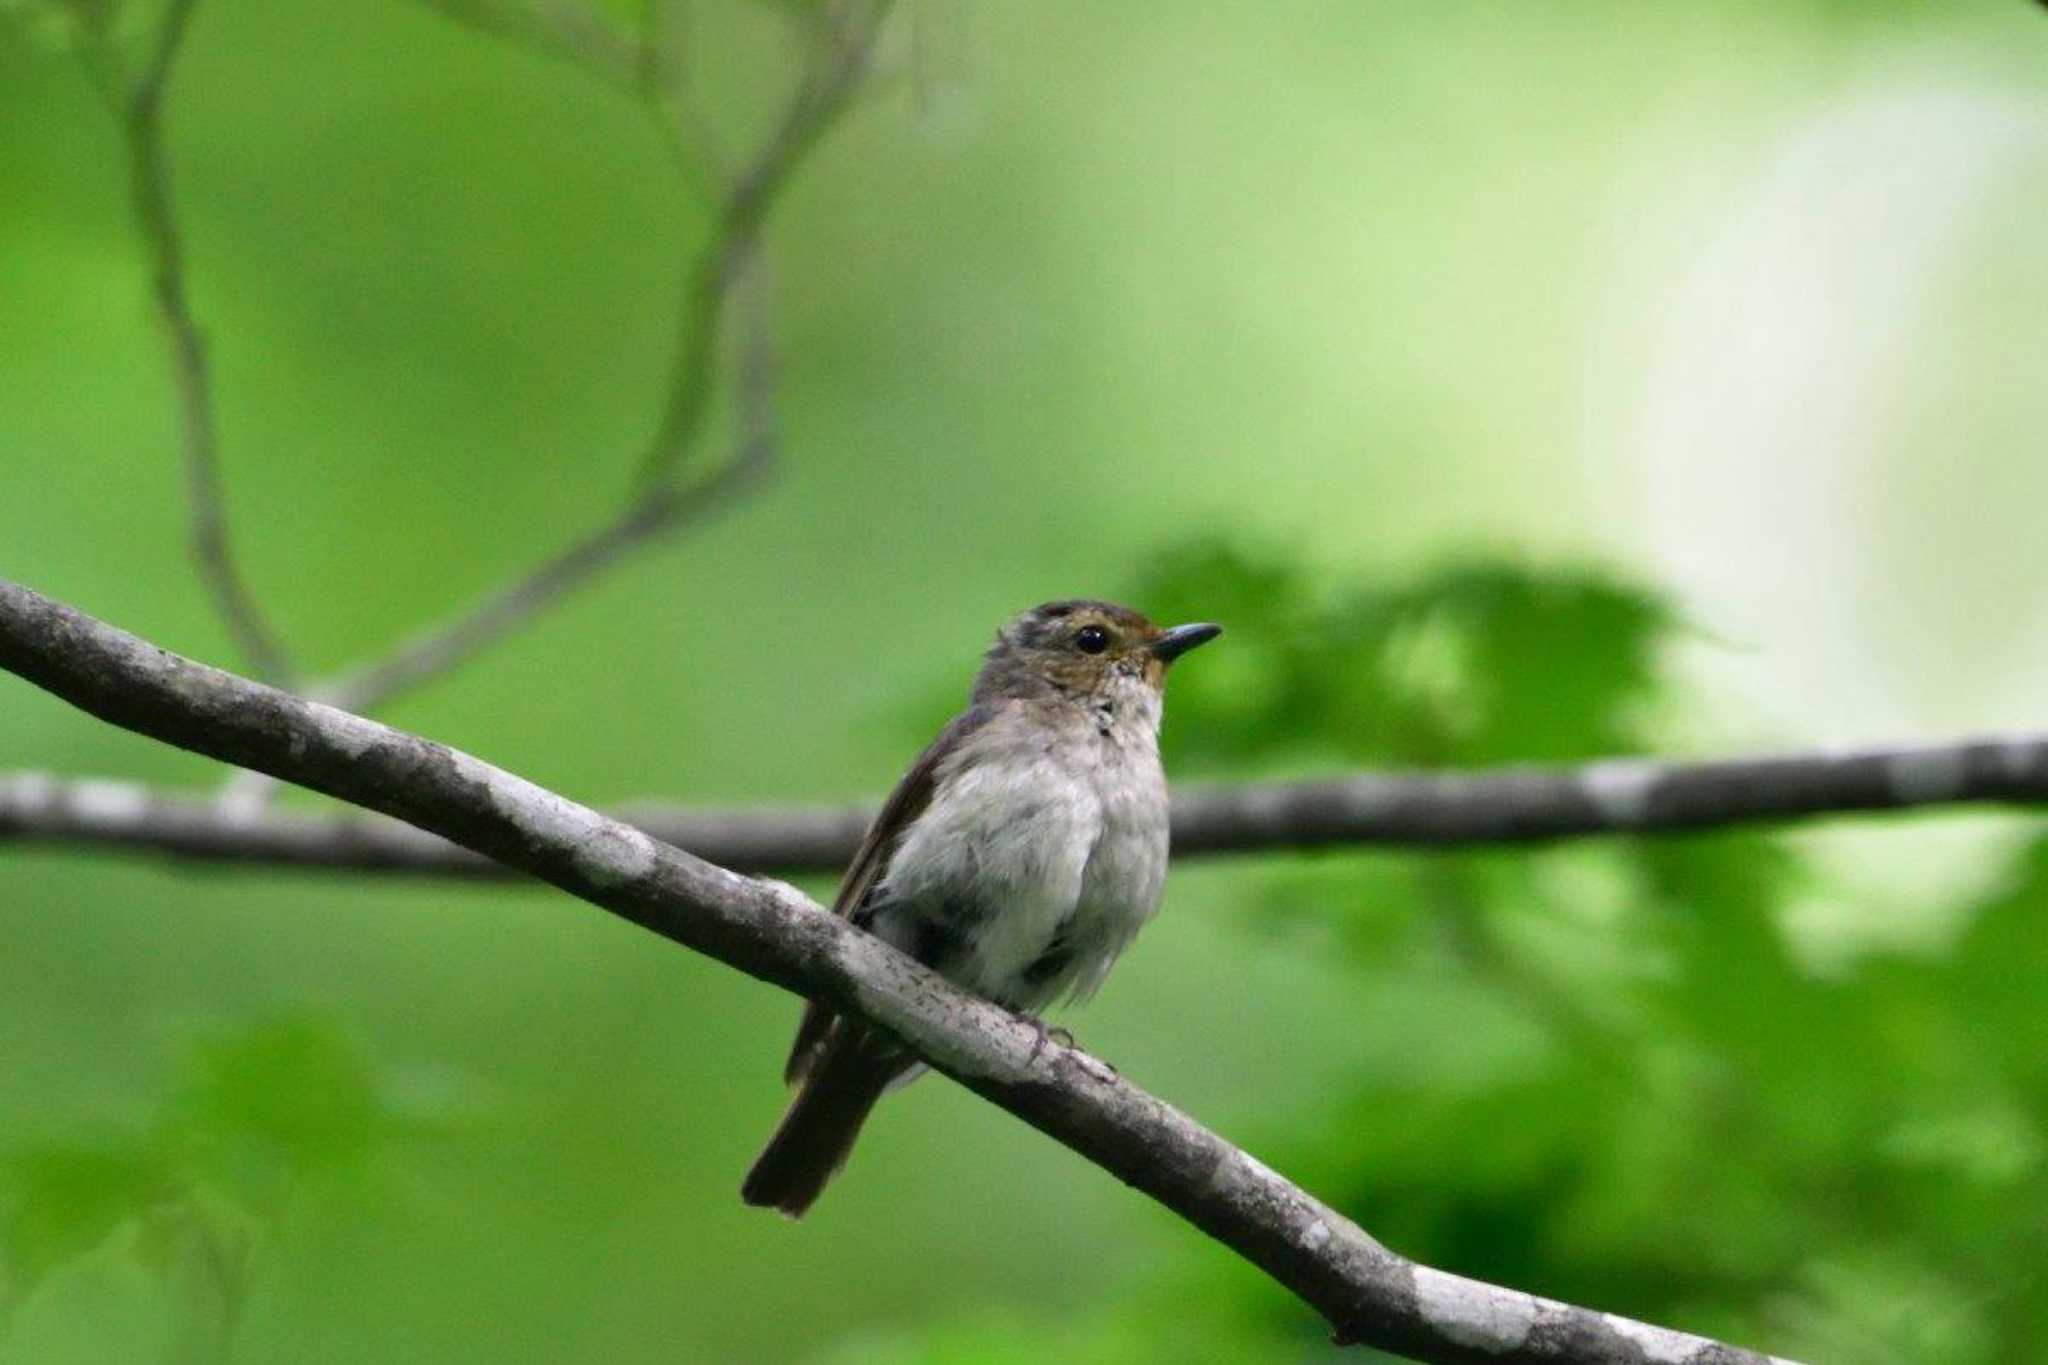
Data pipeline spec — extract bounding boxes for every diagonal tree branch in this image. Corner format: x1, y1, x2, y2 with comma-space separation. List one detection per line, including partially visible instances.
308, 450, 771, 715
638, 0, 730, 184
212, 0, 885, 810
300, 0, 891, 724
110, 0, 299, 687
0, 577, 1793, 1365
409, 0, 727, 195
632, 0, 890, 494
411, 0, 646, 91
305, 185, 783, 720
10, 733, 2048, 878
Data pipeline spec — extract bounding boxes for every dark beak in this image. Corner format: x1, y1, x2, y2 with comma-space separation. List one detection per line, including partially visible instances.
1150, 622, 1222, 663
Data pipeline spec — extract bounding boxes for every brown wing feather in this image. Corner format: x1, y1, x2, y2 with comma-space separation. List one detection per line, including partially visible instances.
782, 704, 993, 1083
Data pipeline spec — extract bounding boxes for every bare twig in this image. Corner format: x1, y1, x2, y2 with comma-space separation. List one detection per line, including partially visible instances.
310, 451, 769, 715
212, 0, 884, 812
293, 0, 890, 723
637, 0, 728, 184
0, 578, 1794, 1365
212, 453, 766, 810
634, 0, 892, 492
410, 0, 645, 91
113, 0, 299, 686
21, 733, 2048, 878
729, 237, 776, 468
0, 775, 863, 877
1159, 743, 2048, 850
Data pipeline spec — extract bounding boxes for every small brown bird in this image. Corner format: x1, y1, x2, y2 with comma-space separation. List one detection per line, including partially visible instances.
741, 600, 1220, 1216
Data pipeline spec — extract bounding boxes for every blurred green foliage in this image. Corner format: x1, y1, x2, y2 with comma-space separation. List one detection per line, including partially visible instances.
2, 1015, 450, 1364
6, 0, 2048, 1362
867, 546, 2048, 1363
1143, 543, 1673, 771
9, 541, 2048, 1362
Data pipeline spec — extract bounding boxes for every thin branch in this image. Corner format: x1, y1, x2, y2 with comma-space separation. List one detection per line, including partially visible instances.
638, 0, 729, 184
731, 240, 776, 483
129, 0, 199, 112
634, 0, 891, 492
410, 0, 646, 91
1162, 742, 2048, 850
292, 0, 889, 723
20, 734, 2048, 878
0, 776, 862, 877
408, 0, 727, 209
0, 578, 1794, 1365
114, 0, 299, 686
310, 451, 769, 715
211, 454, 765, 811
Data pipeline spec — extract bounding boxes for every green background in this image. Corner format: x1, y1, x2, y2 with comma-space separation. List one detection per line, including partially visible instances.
5, 1, 2048, 1360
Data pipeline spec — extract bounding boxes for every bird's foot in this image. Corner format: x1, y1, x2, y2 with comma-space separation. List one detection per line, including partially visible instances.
1013, 1013, 1119, 1083
1016, 1012, 1075, 1063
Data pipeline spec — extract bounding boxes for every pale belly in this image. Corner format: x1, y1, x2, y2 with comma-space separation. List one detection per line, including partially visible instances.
873, 722, 1169, 1010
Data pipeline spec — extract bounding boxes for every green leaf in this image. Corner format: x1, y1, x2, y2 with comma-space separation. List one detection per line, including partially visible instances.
1, 1139, 170, 1293
165, 1014, 383, 1176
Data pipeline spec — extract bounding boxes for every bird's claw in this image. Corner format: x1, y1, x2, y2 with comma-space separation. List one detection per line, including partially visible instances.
1018, 1012, 1075, 1063
1015, 1013, 1114, 1082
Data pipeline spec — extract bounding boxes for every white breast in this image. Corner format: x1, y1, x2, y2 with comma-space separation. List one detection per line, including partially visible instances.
1066, 690, 1169, 1000
877, 686, 1170, 1009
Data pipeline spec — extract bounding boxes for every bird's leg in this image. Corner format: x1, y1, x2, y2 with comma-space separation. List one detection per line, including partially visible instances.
1012, 1012, 1120, 1083
1042, 1025, 1118, 1085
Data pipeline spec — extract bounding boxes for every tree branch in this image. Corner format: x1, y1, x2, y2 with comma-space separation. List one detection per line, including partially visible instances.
411, 0, 646, 92
0, 774, 861, 877
308, 452, 770, 715
12, 734, 2048, 878
291, 0, 891, 723
1161, 740, 2048, 848
0, 579, 1793, 1365
633, 0, 891, 493
114, 0, 299, 687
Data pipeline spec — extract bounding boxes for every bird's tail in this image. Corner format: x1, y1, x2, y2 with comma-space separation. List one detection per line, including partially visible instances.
742, 1029, 902, 1218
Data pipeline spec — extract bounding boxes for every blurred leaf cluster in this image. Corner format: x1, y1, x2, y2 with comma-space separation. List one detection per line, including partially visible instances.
1144, 541, 1673, 773
870, 545, 2048, 1364
0, 1016, 458, 1365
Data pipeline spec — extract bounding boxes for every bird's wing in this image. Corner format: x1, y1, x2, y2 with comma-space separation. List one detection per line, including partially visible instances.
783, 703, 994, 1083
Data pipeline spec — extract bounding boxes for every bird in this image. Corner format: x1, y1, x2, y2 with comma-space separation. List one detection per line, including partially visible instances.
741, 599, 1220, 1217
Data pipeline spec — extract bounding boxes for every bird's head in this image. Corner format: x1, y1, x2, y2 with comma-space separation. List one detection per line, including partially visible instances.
974, 599, 1220, 705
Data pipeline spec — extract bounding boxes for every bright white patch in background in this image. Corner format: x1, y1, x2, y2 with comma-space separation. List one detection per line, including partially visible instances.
1592, 69, 2048, 957
1627, 80, 2043, 738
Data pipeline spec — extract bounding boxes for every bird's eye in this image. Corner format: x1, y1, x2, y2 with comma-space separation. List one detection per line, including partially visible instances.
1074, 625, 1110, 654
